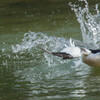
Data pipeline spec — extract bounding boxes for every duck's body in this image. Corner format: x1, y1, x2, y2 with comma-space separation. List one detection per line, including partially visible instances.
82, 52, 100, 67
39, 45, 100, 67
39, 38, 100, 67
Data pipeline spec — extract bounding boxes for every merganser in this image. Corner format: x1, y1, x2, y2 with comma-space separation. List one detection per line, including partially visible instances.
39, 46, 100, 67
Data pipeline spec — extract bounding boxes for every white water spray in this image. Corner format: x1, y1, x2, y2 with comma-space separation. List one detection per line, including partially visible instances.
69, 0, 100, 48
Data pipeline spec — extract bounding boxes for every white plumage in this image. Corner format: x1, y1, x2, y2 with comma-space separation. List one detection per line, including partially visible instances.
61, 39, 81, 58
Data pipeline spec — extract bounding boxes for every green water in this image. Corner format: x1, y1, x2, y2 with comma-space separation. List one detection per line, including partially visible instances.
0, 0, 100, 100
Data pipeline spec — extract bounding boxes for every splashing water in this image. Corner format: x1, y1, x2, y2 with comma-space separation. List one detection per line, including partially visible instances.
12, 32, 68, 53
12, 32, 72, 66
11, 0, 100, 67
69, 0, 100, 48
11, 32, 85, 66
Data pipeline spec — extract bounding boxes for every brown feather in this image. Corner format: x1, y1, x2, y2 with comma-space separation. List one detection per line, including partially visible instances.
52, 52, 74, 59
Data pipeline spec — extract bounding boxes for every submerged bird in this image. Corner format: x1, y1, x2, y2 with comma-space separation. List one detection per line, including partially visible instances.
39, 39, 100, 67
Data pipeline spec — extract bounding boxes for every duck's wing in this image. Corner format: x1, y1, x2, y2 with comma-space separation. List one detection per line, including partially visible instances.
52, 52, 74, 59
38, 46, 74, 59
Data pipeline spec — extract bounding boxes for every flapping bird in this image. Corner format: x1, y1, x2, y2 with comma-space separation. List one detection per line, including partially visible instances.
39, 39, 100, 67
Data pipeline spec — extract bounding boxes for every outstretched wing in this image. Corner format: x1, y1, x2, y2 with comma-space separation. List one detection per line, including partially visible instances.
38, 46, 74, 59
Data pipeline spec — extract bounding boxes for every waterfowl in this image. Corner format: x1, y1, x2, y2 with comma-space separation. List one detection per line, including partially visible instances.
39, 45, 100, 67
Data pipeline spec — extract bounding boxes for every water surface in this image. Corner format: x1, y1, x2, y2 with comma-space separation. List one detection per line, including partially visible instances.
0, 0, 100, 100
